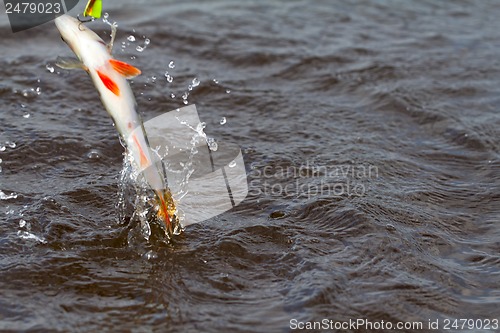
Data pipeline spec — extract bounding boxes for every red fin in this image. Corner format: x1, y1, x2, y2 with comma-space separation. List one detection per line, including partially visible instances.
156, 190, 172, 234
109, 59, 141, 78
132, 135, 150, 168
97, 70, 120, 96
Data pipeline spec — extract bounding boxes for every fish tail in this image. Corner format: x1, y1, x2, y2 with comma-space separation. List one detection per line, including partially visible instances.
155, 189, 176, 235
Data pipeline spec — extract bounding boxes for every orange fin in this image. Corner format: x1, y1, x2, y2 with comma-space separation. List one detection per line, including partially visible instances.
97, 70, 120, 96
156, 190, 173, 234
109, 59, 141, 78
132, 135, 150, 168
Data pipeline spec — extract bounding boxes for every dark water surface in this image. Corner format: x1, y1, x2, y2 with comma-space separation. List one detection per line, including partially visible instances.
1, 0, 500, 332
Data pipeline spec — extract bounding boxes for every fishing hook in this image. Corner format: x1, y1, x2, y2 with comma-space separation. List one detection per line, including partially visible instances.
77, 14, 94, 25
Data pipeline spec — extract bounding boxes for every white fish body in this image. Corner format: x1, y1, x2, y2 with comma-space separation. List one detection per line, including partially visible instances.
55, 14, 175, 233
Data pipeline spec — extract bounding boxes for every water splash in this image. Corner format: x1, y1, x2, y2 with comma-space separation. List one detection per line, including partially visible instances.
182, 92, 189, 104
207, 137, 218, 152
136, 38, 150, 53
220, 117, 226, 125
17, 230, 47, 244
102, 12, 118, 29
118, 114, 225, 245
0, 190, 18, 200
21, 87, 40, 98
116, 149, 184, 248
17, 217, 46, 244
1, 141, 17, 151
164, 71, 174, 83
168, 60, 175, 69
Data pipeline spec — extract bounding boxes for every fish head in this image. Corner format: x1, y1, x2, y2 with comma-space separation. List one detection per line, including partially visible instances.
55, 14, 105, 59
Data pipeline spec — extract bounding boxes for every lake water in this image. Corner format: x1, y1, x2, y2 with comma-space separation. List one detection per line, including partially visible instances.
1, 0, 499, 332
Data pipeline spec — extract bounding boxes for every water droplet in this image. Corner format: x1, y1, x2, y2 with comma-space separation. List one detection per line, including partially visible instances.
229, 160, 237, 168
0, 145, 5, 152
103, 12, 109, 19
207, 137, 218, 151
170, 93, 175, 98
19, 219, 26, 228
36, 87, 41, 95
46, 64, 54, 73
220, 117, 226, 125
23, 113, 30, 119
226, 89, 231, 94
164, 71, 173, 83
188, 84, 193, 91
21, 88, 33, 97
168, 60, 175, 68
127, 35, 136, 42
151, 75, 157, 83
136, 45, 144, 52
182, 92, 189, 100
192, 77, 200, 87
130, 55, 136, 60
213, 78, 219, 84
144, 38, 150, 46
196, 122, 206, 132
87, 149, 100, 160
6, 141, 16, 149
144, 250, 157, 260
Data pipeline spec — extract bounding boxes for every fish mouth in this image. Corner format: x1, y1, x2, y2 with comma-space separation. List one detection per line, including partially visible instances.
54, 14, 80, 33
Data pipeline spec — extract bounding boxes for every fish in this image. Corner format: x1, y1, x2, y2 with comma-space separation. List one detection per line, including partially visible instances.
54, 14, 177, 235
